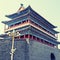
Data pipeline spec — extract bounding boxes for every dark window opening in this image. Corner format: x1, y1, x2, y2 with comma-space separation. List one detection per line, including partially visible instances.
51, 53, 55, 60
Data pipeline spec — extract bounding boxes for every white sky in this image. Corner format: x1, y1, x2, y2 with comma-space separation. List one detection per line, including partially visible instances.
0, 0, 60, 46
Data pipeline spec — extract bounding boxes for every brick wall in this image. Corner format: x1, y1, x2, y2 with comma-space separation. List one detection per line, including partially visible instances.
0, 39, 60, 60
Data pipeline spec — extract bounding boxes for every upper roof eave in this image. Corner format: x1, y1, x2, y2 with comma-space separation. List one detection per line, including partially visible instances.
2, 6, 31, 25
30, 8, 56, 28
4, 5, 56, 28
5, 13, 17, 19
5, 6, 31, 19
2, 21, 9, 25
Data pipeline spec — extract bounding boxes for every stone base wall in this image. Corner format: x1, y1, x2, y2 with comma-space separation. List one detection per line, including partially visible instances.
0, 39, 60, 60
29, 40, 60, 60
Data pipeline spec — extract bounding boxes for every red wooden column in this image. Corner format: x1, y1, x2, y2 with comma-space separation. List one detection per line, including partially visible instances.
28, 20, 30, 23
18, 36, 20, 39
24, 35, 26, 39
36, 37, 37, 41
28, 34, 30, 39
32, 35, 33, 40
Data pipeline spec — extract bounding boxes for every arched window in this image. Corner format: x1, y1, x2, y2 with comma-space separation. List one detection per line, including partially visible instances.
51, 53, 55, 60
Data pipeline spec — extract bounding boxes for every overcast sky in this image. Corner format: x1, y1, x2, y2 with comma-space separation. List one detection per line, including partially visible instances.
0, 0, 60, 43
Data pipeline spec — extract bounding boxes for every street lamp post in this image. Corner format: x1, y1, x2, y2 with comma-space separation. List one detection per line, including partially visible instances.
8, 30, 19, 60
8, 30, 30, 60
10, 31, 16, 60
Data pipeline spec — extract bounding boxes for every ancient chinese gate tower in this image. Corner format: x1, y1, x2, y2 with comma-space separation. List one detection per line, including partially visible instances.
0, 4, 60, 60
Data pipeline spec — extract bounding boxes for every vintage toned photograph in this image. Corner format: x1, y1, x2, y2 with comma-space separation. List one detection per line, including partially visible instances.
0, 0, 60, 60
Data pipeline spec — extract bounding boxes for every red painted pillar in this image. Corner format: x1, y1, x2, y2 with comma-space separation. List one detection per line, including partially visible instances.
19, 36, 20, 39
28, 35, 30, 39
32, 35, 33, 39
24, 35, 26, 39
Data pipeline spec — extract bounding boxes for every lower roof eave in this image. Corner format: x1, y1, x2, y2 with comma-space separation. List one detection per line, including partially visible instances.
57, 42, 60, 44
